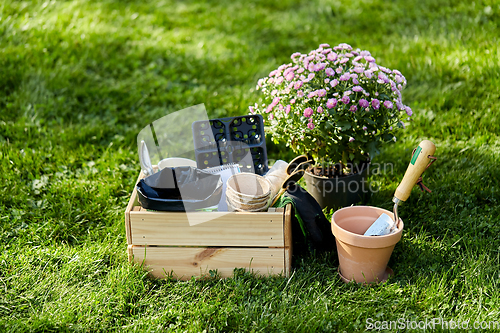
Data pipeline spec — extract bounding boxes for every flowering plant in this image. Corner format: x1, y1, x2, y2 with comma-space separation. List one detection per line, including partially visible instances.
250, 43, 413, 172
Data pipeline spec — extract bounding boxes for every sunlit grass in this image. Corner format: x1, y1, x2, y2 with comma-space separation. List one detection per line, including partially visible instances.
1, 0, 500, 331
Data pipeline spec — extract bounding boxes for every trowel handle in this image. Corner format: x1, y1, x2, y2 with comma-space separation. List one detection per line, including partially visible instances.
394, 140, 436, 202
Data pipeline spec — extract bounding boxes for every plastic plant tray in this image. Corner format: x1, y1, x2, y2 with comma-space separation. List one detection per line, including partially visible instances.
192, 115, 268, 175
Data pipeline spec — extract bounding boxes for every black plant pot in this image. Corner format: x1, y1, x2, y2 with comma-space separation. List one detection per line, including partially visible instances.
304, 162, 370, 211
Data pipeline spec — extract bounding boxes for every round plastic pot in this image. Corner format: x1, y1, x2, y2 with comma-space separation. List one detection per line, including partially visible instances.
304, 162, 369, 210
331, 206, 404, 284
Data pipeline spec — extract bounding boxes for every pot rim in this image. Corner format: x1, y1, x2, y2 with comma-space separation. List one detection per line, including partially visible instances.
332, 205, 404, 248
304, 159, 370, 180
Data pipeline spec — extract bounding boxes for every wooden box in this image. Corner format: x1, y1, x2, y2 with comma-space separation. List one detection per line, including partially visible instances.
125, 172, 292, 280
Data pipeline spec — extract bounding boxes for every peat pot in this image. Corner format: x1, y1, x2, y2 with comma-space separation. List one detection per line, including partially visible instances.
331, 206, 404, 284
304, 161, 369, 210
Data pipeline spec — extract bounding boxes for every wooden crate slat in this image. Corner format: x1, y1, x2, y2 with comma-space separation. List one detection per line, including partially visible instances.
130, 246, 285, 280
130, 210, 284, 247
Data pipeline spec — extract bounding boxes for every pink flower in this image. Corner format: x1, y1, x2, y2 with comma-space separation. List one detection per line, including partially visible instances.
307, 122, 315, 130
317, 89, 327, 97
269, 70, 278, 77
349, 137, 355, 142
307, 91, 317, 98
314, 63, 327, 71
383, 100, 393, 109
320, 43, 330, 48
396, 100, 404, 110
341, 96, 350, 104
249, 106, 255, 114
272, 97, 280, 106
353, 78, 359, 84
364, 70, 373, 79
362, 126, 368, 130
285, 105, 291, 114
291, 52, 302, 60
371, 99, 380, 109
324, 78, 330, 84
297, 91, 304, 98
290, 99, 296, 104
297, 68, 305, 74
294, 81, 303, 89
276, 76, 284, 84
339, 43, 352, 50
339, 73, 350, 81
352, 86, 363, 92
353, 66, 364, 74
378, 73, 389, 84
326, 98, 337, 109
336, 67, 343, 74
307, 73, 315, 80
317, 106, 323, 113
325, 68, 335, 76
327, 52, 338, 62
350, 105, 357, 112
353, 55, 363, 62
285, 72, 295, 81
266, 105, 273, 113
340, 57, 349, 64
379, 66, 392, 74
278, 104, 284, 110
303, 107, 314, 118
330, 79, 339, 87
269, 113, 274, 120
359, 99, 369, 108
364, 56, 375, 62
405, 106, 413, 116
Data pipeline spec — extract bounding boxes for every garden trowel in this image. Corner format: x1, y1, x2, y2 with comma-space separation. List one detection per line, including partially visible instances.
364, 140, 437, 236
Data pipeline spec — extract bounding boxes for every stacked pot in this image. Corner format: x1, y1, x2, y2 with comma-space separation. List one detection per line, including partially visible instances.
226, 173, 272, 212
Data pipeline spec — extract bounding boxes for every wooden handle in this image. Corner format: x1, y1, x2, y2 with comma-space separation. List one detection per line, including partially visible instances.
271, 188, 286, 207
394, 140, 436, 202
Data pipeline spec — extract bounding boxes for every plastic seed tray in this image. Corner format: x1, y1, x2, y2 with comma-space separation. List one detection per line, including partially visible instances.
192, 115, 268, 175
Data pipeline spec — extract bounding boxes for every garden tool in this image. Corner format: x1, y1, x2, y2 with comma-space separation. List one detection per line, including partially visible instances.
286, 155, 313, 175
139, 140, 154, 176
270, 169, 305, 207
267, 155, 313, 202
364, 140, 437, 236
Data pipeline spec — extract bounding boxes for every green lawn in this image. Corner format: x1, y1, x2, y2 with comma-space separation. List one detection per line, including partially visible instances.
1, 0, 500, 331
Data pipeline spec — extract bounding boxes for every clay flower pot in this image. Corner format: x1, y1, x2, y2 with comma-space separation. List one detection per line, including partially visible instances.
331, 206, 404, 284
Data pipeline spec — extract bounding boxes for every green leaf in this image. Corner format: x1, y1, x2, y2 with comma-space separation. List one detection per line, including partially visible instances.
325, 121, 334, 130
337, 121, 351, 130
367, 141, 380, 158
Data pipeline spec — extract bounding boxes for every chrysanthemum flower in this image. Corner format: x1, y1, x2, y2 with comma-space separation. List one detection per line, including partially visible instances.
304, 107, 314, 118
326, 98, 338, 109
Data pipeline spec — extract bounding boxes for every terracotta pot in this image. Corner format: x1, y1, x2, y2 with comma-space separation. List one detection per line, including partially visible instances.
331, 206, 404, 284
304, 161, 369, 210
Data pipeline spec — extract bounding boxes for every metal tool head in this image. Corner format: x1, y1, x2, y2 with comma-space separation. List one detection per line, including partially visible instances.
286, 155, 313, 175
282, 169, 305, 189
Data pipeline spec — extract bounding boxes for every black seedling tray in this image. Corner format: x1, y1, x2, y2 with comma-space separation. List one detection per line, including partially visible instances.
192, 115, 268, 175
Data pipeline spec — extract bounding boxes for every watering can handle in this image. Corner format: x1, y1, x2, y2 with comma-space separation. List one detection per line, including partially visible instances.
393, 140, 436, 203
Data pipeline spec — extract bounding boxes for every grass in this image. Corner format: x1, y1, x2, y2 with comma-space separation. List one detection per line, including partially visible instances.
1, 0, 500, 331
